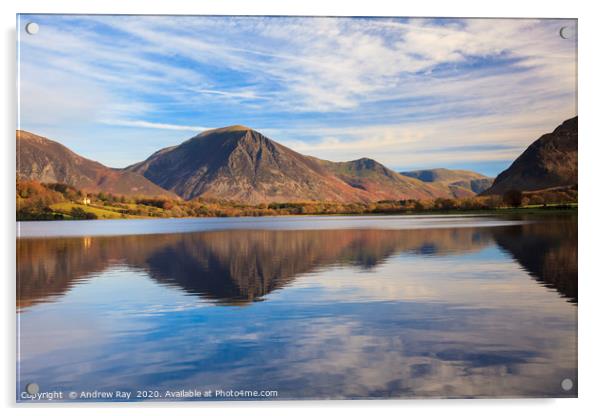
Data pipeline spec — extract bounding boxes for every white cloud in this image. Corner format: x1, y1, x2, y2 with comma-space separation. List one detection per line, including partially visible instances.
103, 119, 212, 132
17, 16, 577, 171
189, 88, 265, 101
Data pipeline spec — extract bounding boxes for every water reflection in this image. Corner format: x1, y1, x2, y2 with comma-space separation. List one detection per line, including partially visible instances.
16, 215, 577, 399
18, 219, 576, 308
18, 227, 494, 307
492, 219, 577, 302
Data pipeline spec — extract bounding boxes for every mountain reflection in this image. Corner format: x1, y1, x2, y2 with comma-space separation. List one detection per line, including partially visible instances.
492, 217, 577, 302
17, 217, 577, 308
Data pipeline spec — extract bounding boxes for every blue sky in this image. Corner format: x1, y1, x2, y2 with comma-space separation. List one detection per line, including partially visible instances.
17, 15, 577, 177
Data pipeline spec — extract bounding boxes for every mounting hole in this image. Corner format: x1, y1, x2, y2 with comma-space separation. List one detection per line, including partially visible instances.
561, 378, 574, 391
25, 383, 39, 395
25, 22, 39, 35
559, 26, 574, 40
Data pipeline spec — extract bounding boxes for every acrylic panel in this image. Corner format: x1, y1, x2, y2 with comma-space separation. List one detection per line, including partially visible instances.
16, 15, 577, 402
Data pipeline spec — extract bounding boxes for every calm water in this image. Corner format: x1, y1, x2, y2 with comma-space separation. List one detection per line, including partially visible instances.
16, 214, 577, 400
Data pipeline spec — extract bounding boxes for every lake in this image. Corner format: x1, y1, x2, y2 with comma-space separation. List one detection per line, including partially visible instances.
16, 214, 577, 401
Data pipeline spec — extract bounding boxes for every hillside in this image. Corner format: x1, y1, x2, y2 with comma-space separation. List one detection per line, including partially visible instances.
316, 157, 449, 202
482, 117, 578, 195
21, 119, 575, 204
127, 126, 450, 203
17, 130, 176, 197
400, 168, 494, 198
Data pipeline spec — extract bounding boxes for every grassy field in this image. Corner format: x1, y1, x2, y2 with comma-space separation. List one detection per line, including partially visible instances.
49, 202, 147, 219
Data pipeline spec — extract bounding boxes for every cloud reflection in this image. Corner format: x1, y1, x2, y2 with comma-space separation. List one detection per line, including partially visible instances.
17, 215, 577, 399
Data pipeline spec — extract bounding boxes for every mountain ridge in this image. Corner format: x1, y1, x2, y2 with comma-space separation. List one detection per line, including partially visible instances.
482, 117, 577, 195
127, 127, 452, 203
400, 168, 494, 198
16, 130, 176, 198
17, 117, 578, 203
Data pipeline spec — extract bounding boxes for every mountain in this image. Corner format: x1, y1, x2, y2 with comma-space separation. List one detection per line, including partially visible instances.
400, 168, 494, 198
127, 125, 450, 203
482, 117, 578, 195
316, 158, 452, 202
16, 130, 176, 197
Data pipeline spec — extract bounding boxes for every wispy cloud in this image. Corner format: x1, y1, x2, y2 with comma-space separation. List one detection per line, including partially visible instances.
103, 119, 212, 132
17, 15, 577, 175
191, 88, 264, 100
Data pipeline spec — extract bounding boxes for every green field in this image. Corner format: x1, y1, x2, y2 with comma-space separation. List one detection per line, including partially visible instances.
49, 202, 147, 219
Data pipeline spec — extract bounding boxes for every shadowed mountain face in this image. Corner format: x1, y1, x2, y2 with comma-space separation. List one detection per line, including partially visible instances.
126, 126, 450, 203
17, 219, 576, 308
400, 168, 494, 198
16, 131, 176, 197
482, 117, 578, 195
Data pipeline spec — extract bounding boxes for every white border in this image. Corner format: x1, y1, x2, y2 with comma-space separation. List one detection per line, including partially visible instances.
3, 1, 601, 415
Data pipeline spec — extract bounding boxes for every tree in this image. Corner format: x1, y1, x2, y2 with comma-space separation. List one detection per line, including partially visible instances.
432, 198, 458, 210
503, 189, 523, 208
70, 207, 98, 220
527, 194, 544, 206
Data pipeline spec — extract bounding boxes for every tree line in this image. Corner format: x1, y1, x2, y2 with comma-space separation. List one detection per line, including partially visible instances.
16, 179, 577, 221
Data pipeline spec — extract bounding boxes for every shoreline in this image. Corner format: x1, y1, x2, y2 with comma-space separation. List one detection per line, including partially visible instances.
16, 204, 578, 222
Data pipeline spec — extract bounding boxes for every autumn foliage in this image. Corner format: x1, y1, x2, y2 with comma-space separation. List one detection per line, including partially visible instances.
16, 180, 578, 221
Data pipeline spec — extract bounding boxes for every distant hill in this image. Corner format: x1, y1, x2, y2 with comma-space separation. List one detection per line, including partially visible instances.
482, 117, 577, 195
16, 130, 176, 197
316, 157, 451, 202
127, 126, 451, 203
400, 168, 494, 198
